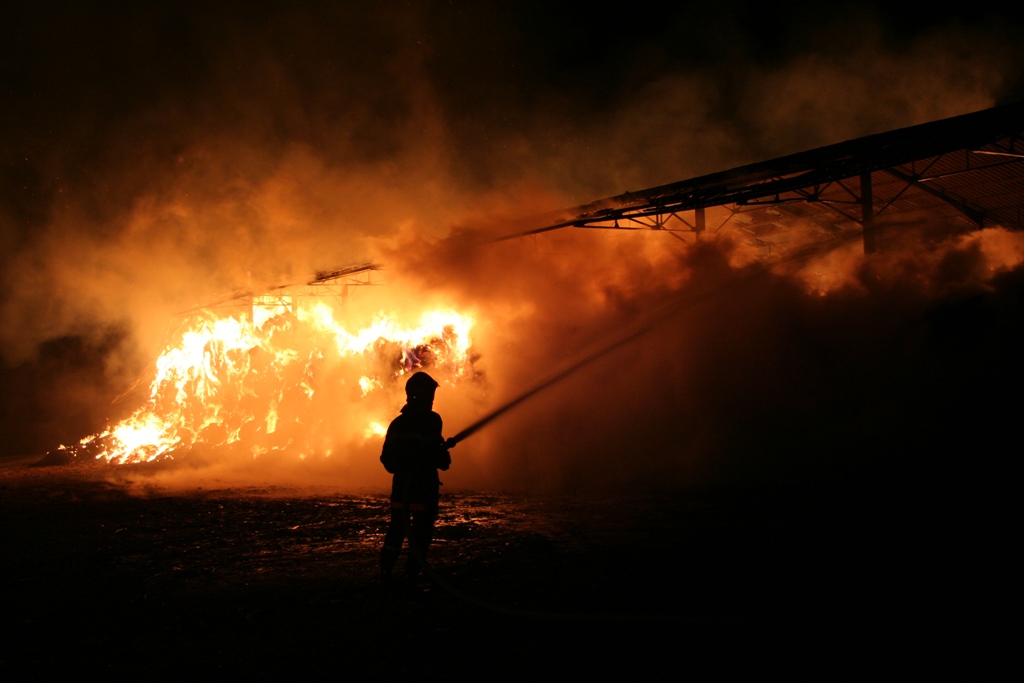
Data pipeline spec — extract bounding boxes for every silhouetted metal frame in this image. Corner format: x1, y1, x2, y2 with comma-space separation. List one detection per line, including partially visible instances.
495, 101, 1024, 249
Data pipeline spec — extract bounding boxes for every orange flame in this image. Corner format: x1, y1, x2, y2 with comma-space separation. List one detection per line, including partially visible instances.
80, 301, 476, 464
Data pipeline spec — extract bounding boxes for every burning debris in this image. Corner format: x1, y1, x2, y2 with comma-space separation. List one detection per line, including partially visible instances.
55, 298, 478, 465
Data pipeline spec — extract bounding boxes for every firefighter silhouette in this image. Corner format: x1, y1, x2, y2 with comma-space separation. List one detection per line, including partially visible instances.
379, 371, 455, 587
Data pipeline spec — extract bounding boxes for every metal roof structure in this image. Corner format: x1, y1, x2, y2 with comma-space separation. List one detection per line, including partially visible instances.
499, 100, 1024, 255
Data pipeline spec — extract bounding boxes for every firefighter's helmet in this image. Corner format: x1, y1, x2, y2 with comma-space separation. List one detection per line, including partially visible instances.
405, 371, 438, 399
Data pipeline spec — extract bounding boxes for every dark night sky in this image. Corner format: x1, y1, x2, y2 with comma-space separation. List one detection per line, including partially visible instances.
4, 2, 1023, 222
2, 1, 1024, 480
5, 1, 1024, 212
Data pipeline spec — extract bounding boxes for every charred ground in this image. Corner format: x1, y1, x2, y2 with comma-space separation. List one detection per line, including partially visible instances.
0, 455, 1014, 677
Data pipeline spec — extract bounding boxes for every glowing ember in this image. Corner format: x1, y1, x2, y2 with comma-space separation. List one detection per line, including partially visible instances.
74, 302, 477, 464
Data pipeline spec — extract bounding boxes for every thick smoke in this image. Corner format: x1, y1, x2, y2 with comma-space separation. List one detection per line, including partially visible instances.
380, 217, 1024, 492
2, 3, 1023, 492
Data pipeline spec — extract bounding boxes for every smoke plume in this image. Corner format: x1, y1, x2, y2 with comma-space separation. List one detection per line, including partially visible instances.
2, 2, 1022, 492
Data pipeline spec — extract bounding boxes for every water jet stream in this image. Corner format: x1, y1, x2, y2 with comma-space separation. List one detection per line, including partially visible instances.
446, 235, 854, 447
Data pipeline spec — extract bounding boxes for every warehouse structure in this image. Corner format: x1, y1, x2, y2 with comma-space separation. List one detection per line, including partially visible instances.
502, 101, 1024, 256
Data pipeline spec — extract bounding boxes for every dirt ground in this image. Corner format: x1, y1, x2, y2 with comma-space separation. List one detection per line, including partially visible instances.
0, 455, 1014, 678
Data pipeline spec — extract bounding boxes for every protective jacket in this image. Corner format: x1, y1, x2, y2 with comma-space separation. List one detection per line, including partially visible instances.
380, 404, 451, 511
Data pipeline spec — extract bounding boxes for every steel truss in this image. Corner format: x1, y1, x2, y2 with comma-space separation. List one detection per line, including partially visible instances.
499, 101, 1024, 255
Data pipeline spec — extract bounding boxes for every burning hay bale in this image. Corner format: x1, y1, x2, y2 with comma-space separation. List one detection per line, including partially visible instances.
46, 303, 480, 469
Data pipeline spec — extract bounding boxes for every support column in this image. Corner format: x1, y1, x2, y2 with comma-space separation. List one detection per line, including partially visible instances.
695, 206, 706, 241
861, 171, 876, 254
